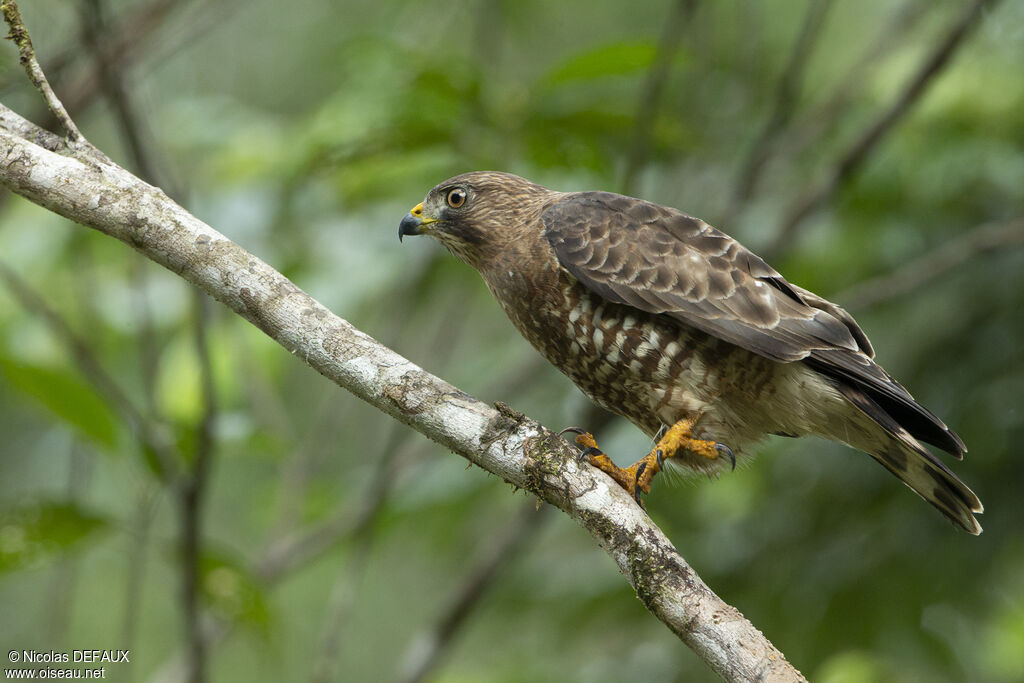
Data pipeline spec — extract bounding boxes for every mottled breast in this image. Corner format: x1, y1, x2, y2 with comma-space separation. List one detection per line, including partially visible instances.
490, 264, 724, 435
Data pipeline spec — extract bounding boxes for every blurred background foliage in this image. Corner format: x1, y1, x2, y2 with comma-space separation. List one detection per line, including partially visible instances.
0, 0, 1022, 681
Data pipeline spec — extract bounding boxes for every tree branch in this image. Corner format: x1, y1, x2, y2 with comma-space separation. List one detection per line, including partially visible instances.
620, 0, 697, 196
0, 119, 804, 682
176, 293, 217, 683
835, 216, 1024, 311
76, 4, 212, 677
763, 0, 1000, 260
0, 259, 180, 478
726, 0, 833, 213
770, 0, 931, 181
37, 0, 231, 129
396, 502, 550, 683
308, 429, 401, 683
79, 0, 166, 189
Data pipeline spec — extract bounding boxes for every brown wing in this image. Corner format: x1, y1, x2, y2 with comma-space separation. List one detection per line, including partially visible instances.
541, 191, 965, 456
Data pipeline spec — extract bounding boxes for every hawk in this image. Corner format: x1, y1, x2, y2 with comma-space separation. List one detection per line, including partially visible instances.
398, 171, 983, 534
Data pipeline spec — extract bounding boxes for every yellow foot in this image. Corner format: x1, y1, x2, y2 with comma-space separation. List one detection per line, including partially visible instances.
560, 417, 734, 508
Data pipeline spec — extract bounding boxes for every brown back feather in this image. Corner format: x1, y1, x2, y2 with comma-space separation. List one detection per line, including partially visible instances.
542, 191, 966, 456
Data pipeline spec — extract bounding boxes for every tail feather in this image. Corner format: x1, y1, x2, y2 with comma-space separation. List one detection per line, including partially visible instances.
807, 350, 967, 456
835, 384, 983, 535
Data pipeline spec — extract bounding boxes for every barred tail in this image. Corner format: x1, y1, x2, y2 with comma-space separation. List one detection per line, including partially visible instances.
836, 385, 983, 535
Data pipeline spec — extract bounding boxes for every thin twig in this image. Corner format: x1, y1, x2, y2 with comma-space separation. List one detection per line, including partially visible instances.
263, 267, 470, 578
166, 432, 418, 683
763, 0, 1001, 260
472, 0, 504, 93
45, 0, 180, 88
79, 0, 169, 418
775, 0, 931, 174
309, 529, 376, 683
261, 386, 343, 544
177, 292, 218, 683
620, 0, 697, 196
80, 0, 165, 188
44, 442, 92, 645
0, 0, 84, 142
308, 427, 408, 683
121, 485, 162, 683
256, 435, 410, 583
52, 0, 232, 126
74, 8, 177, 680
835, 217, 1024, 311
78, 6, 210, 680
0, 262, 179, 478
147, 420, 420, 683
148, 436, 416, 683
130, 259, 164, 416
723, 0, 833, 221
389, 332, 609, 682
396, 503, 550, 683
378, 341, 562, 683
40, 233, 100, 644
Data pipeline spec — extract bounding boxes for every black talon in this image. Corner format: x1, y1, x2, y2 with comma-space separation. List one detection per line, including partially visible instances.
716, 443, 736, 471
558, 426, 587, 437
655, 449, 664, 469
581, 446, 604, 462
633, 462, 648, 505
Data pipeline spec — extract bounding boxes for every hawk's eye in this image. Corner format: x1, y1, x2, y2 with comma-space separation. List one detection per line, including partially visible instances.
446, 188, 467, 209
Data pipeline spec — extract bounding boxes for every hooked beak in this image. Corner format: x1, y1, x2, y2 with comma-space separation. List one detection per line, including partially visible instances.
398, 203, 437, 242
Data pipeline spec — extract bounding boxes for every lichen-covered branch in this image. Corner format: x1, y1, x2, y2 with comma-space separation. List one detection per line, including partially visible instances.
0, 115, 804, 682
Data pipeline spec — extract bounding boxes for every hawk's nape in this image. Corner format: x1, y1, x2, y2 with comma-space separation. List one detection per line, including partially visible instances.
399, 171, 983, 534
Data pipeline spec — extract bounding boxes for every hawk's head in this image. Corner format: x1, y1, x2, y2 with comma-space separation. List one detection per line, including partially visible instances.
399, 171, 555, 267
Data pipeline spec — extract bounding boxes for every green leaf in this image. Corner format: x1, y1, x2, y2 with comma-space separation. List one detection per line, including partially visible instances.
0, 502, 110, 574
0, 358, 119, 449
543, 41, 658, 86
